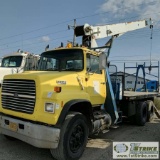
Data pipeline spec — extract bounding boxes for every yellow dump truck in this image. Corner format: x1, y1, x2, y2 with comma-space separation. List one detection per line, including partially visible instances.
0, 19, 159, 160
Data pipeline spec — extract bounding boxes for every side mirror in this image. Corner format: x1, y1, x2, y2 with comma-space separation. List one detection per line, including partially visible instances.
99, 53, 107, 70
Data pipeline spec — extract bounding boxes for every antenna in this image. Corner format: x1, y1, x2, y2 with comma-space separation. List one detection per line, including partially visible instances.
149, 18, 154, 74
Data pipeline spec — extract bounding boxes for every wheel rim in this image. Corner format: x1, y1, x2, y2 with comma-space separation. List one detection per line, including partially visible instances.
69, 124, 85, 153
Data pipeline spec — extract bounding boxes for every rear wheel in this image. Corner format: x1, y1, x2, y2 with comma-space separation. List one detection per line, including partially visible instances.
50, 112, 89, 160
136, 101, 147, 126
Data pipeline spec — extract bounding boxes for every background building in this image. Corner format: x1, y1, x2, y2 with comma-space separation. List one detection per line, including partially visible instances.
110, 71, 149, 90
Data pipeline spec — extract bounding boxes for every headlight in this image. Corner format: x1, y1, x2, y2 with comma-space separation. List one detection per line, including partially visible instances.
45, 103, 55, 113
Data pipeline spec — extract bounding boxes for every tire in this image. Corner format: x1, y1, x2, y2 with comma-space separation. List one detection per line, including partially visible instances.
50, 112, 89, 160
146, 100, 154, 122
136, 101, 147, 126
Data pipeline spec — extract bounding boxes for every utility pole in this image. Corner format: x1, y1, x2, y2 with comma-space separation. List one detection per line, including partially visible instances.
68, 19, 76, 46
73, 19, 76, 46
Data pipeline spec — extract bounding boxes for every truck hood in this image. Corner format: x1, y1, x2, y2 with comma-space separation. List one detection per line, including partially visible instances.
3, 71, 84, 93
1, 70, 88, 125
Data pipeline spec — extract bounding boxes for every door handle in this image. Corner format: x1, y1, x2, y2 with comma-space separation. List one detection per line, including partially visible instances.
101, 82, 106, 84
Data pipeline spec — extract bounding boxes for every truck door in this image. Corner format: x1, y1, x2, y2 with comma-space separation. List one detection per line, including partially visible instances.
86, 53, 106, 105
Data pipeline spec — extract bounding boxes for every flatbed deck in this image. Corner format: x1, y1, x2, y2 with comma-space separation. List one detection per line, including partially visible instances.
123, 91, 158, 100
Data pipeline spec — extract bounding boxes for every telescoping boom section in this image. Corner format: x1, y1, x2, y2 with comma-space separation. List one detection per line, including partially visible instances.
75, 19, 151, 48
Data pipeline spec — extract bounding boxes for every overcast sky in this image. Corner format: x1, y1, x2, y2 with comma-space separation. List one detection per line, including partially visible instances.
0, 0, 160, 77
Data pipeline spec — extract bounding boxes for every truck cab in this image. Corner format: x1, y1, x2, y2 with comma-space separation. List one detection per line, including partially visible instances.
0, 46, 110, 160
0, 51, 40, 85
38, 47, 106, 104
1, 47, 106, 124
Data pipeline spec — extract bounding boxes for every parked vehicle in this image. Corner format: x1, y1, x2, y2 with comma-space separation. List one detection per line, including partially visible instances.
136, 80, 158, 92
0, 50, 40, 85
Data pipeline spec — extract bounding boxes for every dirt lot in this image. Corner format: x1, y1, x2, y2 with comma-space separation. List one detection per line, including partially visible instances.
0, 116, 160, 160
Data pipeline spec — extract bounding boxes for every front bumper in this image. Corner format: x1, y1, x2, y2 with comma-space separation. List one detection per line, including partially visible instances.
0, 114, 60, 149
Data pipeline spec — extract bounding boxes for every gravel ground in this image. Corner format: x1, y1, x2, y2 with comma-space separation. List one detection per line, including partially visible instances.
0, 116, 160, 160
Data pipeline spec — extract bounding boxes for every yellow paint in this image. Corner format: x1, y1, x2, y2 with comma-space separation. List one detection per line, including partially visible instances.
0, 47, 107, 125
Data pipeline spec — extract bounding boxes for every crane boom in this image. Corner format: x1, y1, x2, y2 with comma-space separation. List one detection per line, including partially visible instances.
75, 19, 151, 48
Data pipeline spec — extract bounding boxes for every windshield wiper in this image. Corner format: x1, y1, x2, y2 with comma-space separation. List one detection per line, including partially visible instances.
45, 68, 58, 71
62, 68, 82, 71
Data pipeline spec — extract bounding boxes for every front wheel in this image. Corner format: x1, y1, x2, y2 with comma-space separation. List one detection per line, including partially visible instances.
50, 112, 89, 160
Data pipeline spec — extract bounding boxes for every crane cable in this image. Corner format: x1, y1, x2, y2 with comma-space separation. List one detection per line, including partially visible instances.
148, 20, 154, 74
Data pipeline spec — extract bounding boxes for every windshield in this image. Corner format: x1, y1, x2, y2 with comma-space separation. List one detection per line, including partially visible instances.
38, 49, 83, 71
1, 56, 23, 67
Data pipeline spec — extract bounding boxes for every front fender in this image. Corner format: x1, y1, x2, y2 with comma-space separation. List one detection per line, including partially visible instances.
55, 99, 93, 128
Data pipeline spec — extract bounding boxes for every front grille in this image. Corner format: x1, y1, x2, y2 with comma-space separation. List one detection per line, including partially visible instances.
1, 79, 36, 114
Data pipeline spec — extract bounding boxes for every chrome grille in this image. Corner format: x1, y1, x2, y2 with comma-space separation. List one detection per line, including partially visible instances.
2, 79, 36, 114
